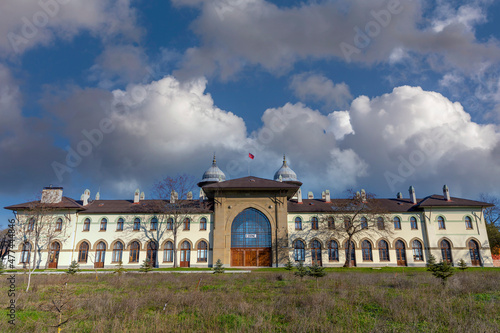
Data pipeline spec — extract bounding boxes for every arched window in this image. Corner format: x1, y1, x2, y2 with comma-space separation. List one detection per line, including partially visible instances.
100, 218, 107, 231
150, 217, 158, 231
167, 218, 173, 230
147, 241, 158, 267
360, 217, 368, 229
163, 241, 173, 262
49, 242, 60, 268
379, 240, 390, 261
294, 240, 305, 262
83, 218, 90, 231
129, 241, 140, 263
410, 217, 418, 230
393, 217, 401, 230
344, 241, 356, 266
78, 242, 89, 263
438, 216, 446, 230
21, 242, 31, 264
440, 240, 452, 263
180, 241, 191, 267
362, 240, 373, 261
55, 218, 63, 231
311, 217, 318, 230
327, 217, 335, 229
344, 217, 352, 229
469, 240, 481, 266
28, 218, 35, 232
412, 240, 423, 261
200, 217, 207, 230
183, 218, 190, 231
133, 218, 141, 231
117, 218, 124, 231
377, 217, 385, 230
295, 217, 302, 230
311, 240, 322, 265
95, 241, 106, 268
465, 216, 473, 229
112, 242, 123, 263
328, 240, 339, 261
395, 240, 407, 266
197, 241, 208, 262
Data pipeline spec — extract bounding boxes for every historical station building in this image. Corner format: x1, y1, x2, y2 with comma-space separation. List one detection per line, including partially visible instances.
5, 157, 494, 269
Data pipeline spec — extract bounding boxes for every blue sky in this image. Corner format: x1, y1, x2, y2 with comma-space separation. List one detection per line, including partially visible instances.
1, 0, 500, 227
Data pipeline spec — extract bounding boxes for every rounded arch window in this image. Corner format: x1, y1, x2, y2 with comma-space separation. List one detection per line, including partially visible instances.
361, 240, 373, 261
379, 240, 389, 261
294, 240, 305, 261
295, 217, 302, 230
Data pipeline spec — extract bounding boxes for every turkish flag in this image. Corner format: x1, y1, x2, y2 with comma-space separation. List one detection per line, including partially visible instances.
248, 153, 255, 160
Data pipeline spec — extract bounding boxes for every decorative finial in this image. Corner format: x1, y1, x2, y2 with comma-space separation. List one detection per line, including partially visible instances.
213, 153, 216, 165
283, 154, 287, 166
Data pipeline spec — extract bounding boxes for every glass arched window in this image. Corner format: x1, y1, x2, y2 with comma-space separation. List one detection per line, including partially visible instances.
83, 218, 90, 231
393, 217, 401, 230
163, 241, 173, 262
360, 217, 368, 229
465, 216, 473, 229
78, 242, 89, 263
112, 242, 123, 263
147, 241, 158, 266
129, 241, 140, 263
100, 218, 107, 231
440, 240, 452, 263
28, 218, 35, 232
21, 242, 31, 264
55, 218, 63, 231
395, 240, 407, 266
344, 241, 356, 265
95, 241, 106, 267
438, 216, 446, 230
410, 217, 418, 230
377, 217, 385, 230
295, 217, 302, 230
150, 217, 158, 231
344, 217, 352, 229
327, 217, 335, 229
167, 218, 173, 230
311, 217, 318, 230
362, 240, 373, 261
133, 218, 141, 231
328, 240, 339, 261
200, 217, 207, 230
469, 240, 481, 266
379, 240, 390, 261
180, 241, 191, 265
183, 218, 190, 231
294, 240, 305, 262
311, 240, 322, 265
231, 208, 271, 248
412, 240, 423, 261
117, 218, 124, 231
197, 241, 208, 262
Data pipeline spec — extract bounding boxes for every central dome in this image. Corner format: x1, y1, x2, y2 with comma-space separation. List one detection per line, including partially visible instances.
274, 155, 299, 184
198, 155, 226, 187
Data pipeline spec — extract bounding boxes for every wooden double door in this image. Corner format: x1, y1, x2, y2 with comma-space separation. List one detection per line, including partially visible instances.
48, 242, 60, 269
231, 248, 271, 267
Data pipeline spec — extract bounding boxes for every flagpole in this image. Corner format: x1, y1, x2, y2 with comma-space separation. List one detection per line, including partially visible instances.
248, 159, 250, 176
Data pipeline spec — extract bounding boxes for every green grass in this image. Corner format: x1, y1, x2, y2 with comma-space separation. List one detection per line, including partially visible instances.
1, 269, 499, 332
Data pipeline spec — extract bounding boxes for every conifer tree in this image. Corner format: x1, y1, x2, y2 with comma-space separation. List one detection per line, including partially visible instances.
140, 258, 153, 273
284, 258, 294, 273
213, 259, 225, 274
294, 261, 308, 280
66, 260, 80, 275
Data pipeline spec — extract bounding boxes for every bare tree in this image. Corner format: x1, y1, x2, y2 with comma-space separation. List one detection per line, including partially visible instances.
13, 191, 72, 292
328, 190, 393, 267
139, 174, 198, 268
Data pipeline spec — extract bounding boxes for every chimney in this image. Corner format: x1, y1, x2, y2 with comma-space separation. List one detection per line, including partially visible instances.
187, 191, 193, 200
308, 191, 314, 199
134, 189, 140, 204
140, 192, 145, 201
82, 189, 90, 206
443, 185, 450, 201
361, 189, 367, 202
397, 192, 403, 199
322, 191, 326, 200
409, 186, 416, 204
297, 188, 302, 204
41, 186, 63, 204
95, 191, 100, 200
325, 190, 331, 203
170, 190, 178, 203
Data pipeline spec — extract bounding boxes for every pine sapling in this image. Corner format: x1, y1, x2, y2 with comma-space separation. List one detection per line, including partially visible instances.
284, 258, 294, 273
458, 259, 468, 271
140, 258, 153, 273
66, 260, 80, 275
294, 261, 308, 280
308, 263, 326, 288
213, 259, 225, 274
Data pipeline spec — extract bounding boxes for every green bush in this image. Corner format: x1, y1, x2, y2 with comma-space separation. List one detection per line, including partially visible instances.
66, 260, 80, 275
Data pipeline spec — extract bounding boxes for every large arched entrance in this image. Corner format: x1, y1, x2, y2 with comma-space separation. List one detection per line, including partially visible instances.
231, 208, 272, 267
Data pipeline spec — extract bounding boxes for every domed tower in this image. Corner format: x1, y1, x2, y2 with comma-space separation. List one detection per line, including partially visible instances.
274, 155, 301, 186
198, 155, 226, 187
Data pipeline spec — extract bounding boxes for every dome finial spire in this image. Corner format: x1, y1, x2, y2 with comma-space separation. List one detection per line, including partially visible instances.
213, 153, 216, 165
283, 154, 287, 166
